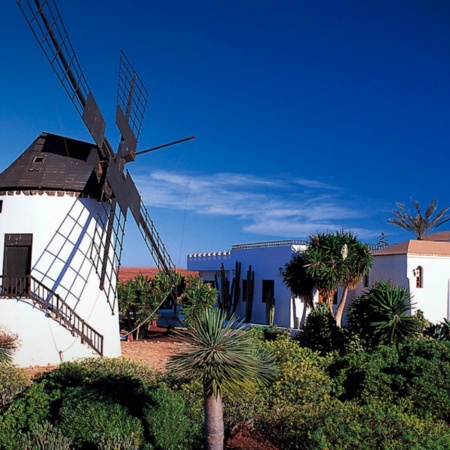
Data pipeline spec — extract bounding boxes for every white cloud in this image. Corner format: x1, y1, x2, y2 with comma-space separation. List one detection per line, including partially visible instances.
133, 170, 381, 240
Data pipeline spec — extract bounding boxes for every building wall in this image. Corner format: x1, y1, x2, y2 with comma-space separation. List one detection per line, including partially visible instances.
0, 192, 121, 366
405, 254, 450, 323
351, 253, 450, 324
187, 242, 308, 328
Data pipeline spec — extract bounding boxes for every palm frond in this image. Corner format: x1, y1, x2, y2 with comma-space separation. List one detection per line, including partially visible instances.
167, 308, 277, 398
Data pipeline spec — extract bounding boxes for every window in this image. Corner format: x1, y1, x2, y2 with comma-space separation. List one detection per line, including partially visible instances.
415, 266, 423, 288
262, 280, 274, 303
29, 155, 46, 172
3, 234, 33, 296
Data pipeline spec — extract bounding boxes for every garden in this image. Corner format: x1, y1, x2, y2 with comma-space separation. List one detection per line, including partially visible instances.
2, 220, 450, 449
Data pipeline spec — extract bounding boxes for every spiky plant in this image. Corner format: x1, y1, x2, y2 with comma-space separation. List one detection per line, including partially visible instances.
0, 328, 18, 365
167, 308, 277, 450
348, 281, 418, 347
369, 282, 418, 345
388, 198, 450, 240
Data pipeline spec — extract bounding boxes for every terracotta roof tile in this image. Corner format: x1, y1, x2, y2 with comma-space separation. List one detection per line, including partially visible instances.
374, 239, 450, 257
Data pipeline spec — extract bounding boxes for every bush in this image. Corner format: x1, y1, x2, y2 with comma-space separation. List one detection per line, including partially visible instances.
58, 386, 145, 449
329, 339, 450, 422
0, 358, 201, 449
293, 303, 344, 354
347, 281, 419, 348
0, 364, 30, 407
255, 398, 450, 449
308, 400, 450, 449
144, 386, 202, 449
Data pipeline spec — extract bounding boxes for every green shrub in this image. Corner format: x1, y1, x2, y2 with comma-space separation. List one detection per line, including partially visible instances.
255, 399, 450, 449
329, 339, 450, 422
20, 421, 72, 450
308, 400, 450, 449
58, 386, 145, 449
0, 364, 30, 407
0, 358, 200, 449
347, 281, 419, 348
261, 337, 332, 407
144, 386, 202, 449
293, 303, 344, 354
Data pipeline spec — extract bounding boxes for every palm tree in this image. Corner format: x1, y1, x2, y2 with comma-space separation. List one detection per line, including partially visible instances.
335, 234, 373, 327
388, 198, 450, 240
282, 252, 316, 328
167, 308, 277, 450
304, 231, 347, 310
0, 327, 18, 364
304, 231, 372, 327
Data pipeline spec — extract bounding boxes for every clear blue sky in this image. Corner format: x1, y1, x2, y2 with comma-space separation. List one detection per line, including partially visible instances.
1, 1, 450, 267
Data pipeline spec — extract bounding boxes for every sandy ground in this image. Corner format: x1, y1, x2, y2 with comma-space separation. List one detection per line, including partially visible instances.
23, 327, 186, 378
120, 332, 190, 371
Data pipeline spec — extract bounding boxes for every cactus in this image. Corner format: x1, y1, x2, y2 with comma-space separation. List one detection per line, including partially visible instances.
216, 262, 243, 319
229, 262, 241, 317
245, 265, 255, 323
217, 263, 230, 314
266, 295, 275, 326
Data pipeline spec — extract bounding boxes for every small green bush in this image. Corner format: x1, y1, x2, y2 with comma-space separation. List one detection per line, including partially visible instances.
347, 281, 419, 348
20, 421, 72, 450
261, 337, 332, 407
144, 386, 202, 449
0, 358, 201, 449
308, 400, 450, 449
58, 386, 145, 449
293, 303, 344, 354
0, 364, 30, 407
255, 399, 450, 449
329, 339, 450, 422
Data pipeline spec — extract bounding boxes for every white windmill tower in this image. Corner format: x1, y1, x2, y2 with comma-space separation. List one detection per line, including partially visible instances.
0, 0, 191, 367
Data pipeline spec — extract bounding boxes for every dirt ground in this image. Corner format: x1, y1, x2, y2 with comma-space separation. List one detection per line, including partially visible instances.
23, 326, 279, 450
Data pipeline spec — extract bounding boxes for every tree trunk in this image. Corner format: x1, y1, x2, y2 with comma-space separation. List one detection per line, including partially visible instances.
203, 389, 224, 450
335, 287, 349, 327
300, 301, 308, 328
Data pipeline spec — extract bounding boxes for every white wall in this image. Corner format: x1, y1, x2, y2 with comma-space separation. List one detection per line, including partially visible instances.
187, 243, 309, 328
351, 253, 450, 325
406, 254, 450, 324
0, 192, 120, 366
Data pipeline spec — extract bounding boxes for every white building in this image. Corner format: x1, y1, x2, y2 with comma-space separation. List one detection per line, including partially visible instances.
0, 133, 121, 367
187, 240, 309, 328
350, 231, 450, 324
189, 232, 450, 329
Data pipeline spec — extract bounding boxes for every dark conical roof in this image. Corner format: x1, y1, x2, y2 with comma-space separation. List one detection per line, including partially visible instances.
0, 132, 106, 197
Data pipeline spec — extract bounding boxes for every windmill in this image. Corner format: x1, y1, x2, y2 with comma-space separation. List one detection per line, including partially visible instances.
0, 0, 190, 366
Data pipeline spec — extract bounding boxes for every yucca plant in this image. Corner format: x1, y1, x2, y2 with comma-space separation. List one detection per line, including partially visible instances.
348, 281, 419, 347
167, 308, 278, 450
0, 327, 18, 365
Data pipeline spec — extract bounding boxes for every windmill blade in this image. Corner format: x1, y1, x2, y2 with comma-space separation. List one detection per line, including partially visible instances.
116, 52, 149, 162
124, 172, 178, 285
17, 0, 114, 159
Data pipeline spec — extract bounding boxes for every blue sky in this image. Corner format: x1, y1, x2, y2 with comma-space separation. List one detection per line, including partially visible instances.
1, 1, 450, 267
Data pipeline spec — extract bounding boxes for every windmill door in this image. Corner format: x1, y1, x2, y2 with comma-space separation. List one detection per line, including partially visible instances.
2, 234, 32, 296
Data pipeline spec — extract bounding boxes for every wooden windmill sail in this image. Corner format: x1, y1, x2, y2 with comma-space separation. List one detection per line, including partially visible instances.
0, 1, 191, 366
16, 0, 183, 308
